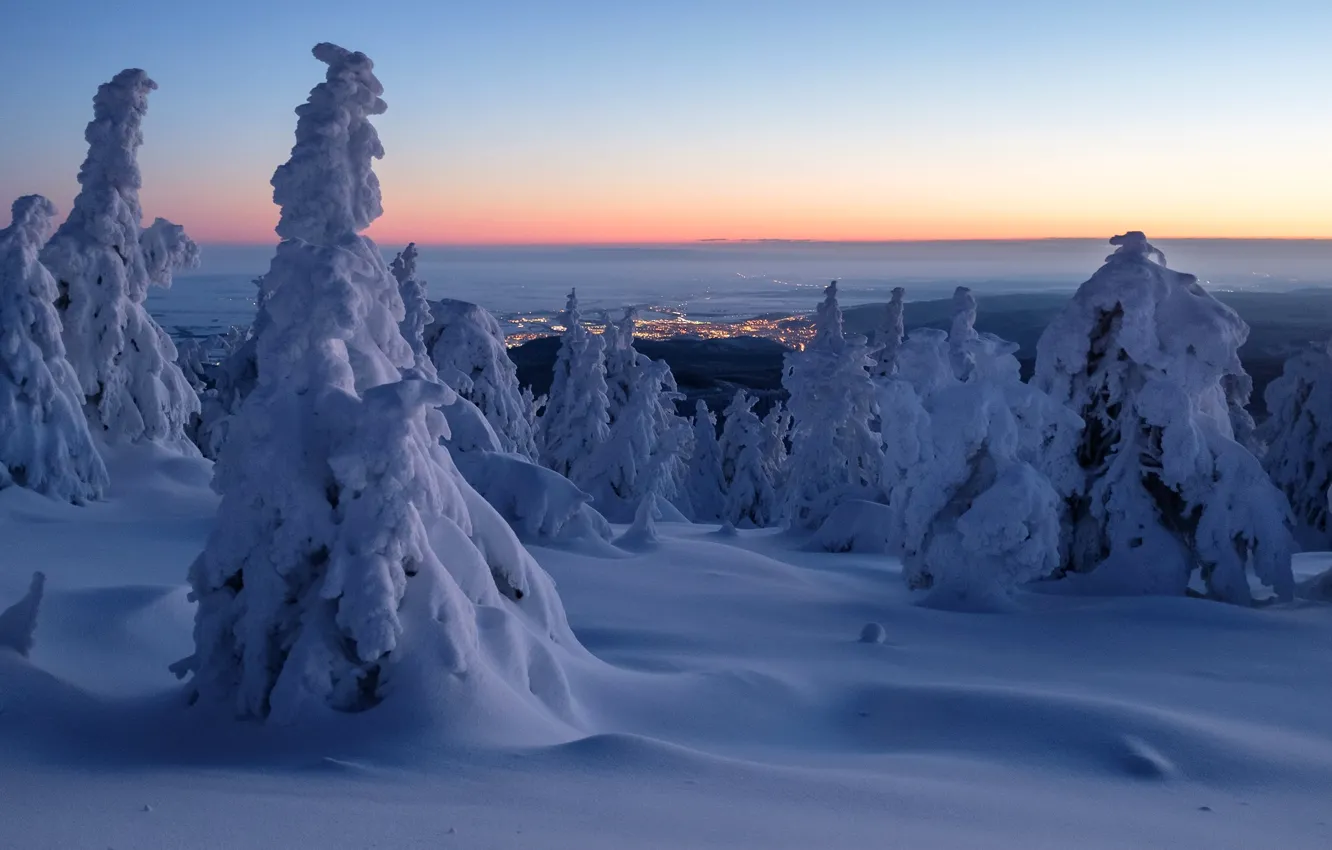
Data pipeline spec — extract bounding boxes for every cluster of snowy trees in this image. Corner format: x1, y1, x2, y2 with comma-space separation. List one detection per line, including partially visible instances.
0, 67, 200, 504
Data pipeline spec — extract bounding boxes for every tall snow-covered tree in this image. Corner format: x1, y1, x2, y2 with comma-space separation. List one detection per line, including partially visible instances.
871, 286, 906, 378
761, 400, 792, 491
949, 286, 979, 382
583, 357, 678, 521
425, 297, 539, 459
39, 69, 199, 451
719, 390, 777, 528
1034, 232, 1293, 604
1261, 342, 1332, 547
0, 196, 108, 503
687, 400, 726, 522
539, 289, 611, 489
602, 307, 639, 420
174, 44, 578, 723
390, 242, 434, 375
782, 281, 882, 530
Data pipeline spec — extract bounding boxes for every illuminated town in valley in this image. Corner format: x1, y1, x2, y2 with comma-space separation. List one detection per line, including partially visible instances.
502, 308, 817, 349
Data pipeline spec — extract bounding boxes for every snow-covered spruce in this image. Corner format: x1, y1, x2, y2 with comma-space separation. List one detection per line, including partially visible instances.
1034, 232, 1293, 603
719, 390, 778, 528
390, 242, 435, 376
686, 400, 726, 523
39, 69, 199, 452
583, 356, 679, 522
871, 286, 906, 378
425, 297, 539, 459
949, 286, 979, 382
881, 324, 1080, 609
1261, 342, 1332, 548
761, 400, 792, 493
0, 196, 108, 503
539, 289, 611, 489
782, 282, 882, 530
175, 44, 581, 724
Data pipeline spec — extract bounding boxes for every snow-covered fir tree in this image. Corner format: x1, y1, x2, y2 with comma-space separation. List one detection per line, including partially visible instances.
871, 286, 906, 378
1034, 232, 1293, 604
0, 195, 108, 503
719, 390, 778, 528
949, 286, 979, 382
584, 357, 678, 521
602, 307, 639, 420
175, 44, 577, 722
1261, 342, 1332, 547
390, 242, 435, 375
425, 297, 539, 459
761, 400, 792, 491
538, 289, 611, 489
39, 69, 199, 451
782, 281, 882, 530
686, 400, 726, 522
883, 326, 1080, 610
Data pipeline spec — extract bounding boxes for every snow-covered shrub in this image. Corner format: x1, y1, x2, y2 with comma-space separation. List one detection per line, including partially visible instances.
782, 282, 882, 530
1261, 342, 1332, 547
883, 325, 1080, 610
452, 450, 610, 542
686, 400, 726, 522
0, 196, 108, 503
871, 286, 906, 378
39, 69, 199, 452
1034, 232, 1293, 603
175, 44, 580, 723
719, 390, 778, 528
390, 242, 435, 375
539, 289, 612, 488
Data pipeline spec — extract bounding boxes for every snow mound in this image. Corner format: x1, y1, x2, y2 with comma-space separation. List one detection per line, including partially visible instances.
0, 572, 45, 657
809, 499, 895, 553
615, 493, 662, 551
453, 449, 611, 543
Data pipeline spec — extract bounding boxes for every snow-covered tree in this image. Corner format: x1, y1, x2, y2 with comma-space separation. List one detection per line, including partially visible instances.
1034, 232, 1293, 604
782, 281, 882, 530
687, 400, 726, 522
1261, 342, 1332, 547
602, 307, 639, 420
390, 242, 434, 375
719, 390, 777, 528
583, 356, 682, 521
175, 44, 577, 722
883, 328, 1080, 610
538, 289, 611, 487
949, 286, 979, 382
39, 69, 199, 452
0, 196, 108, 503
761, 400, 792, 491
425, 297, 538, 459
871, 286, 906, 378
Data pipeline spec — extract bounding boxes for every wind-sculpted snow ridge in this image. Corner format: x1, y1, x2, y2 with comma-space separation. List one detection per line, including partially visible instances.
174, 43, 590, 729
1035, 232, 1293, 603
0, 197, 108, 503
39, 69, 199, 452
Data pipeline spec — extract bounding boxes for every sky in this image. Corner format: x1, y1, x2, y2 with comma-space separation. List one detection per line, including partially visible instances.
2, 0, 1330, 244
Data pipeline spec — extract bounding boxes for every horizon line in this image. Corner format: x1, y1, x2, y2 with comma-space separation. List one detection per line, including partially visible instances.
191, 234, 1332, 248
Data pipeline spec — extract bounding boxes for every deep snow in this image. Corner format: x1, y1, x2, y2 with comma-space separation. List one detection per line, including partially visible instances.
2, 448, 1331, 849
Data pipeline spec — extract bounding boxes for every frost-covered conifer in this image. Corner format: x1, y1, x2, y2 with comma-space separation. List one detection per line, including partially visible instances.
720, 390, 777, 528
0, 196, 108, 503
1261, 342, 1332, 547
782, 281, 882, 530
687, 400, 726, 522
949, 286, 979, 382
175, 44, 577, 722
761, 400, 792, 490
426, 297, 538, 459
884, 329, 1079, 609
1035, 232, 1293, 603
584, 357, 681, 521
390, 242, 434, 375
40, 69, 199, 451
603, 307, 639, 420
539, 290, 611, 487
871, 286, 906, 378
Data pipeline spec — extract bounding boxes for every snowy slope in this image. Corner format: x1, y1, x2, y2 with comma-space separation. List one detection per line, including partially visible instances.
1, 452, 1331, 849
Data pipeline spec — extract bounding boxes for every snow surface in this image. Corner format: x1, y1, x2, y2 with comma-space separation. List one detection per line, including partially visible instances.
2, 447, 1331, 848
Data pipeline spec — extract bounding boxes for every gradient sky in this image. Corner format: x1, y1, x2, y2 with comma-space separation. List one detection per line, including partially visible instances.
2, 0, 1330, 243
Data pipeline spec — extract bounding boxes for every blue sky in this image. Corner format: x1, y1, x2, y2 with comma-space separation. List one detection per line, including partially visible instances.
2, 0, 1330, 242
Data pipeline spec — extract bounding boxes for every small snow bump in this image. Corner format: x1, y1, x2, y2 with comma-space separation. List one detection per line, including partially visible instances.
1119, 735, 1176, 780
859, 622, 887, 644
